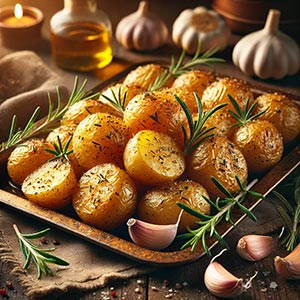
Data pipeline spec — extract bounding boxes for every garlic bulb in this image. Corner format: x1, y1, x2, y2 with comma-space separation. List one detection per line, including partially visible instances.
115, 1, 168, 51
204, 250, 257, 298
274, 244, 300, 280
232, 9, 300, 79
172, 6, 231, 54
127, 210, 183, 250
236, 235, 273, 261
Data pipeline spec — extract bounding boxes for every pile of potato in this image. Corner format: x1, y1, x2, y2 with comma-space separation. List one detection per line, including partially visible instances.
6, 63, 300, 234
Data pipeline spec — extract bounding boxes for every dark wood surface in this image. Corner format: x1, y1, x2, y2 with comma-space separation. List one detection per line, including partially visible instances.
1, 26, 300, 300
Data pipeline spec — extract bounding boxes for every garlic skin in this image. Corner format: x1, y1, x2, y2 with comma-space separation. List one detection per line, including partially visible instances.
115, 1, 168, 51
232, 9, 300, 79
204, 261, 244, 298
274, 244, 300, 280
236, 235, 273, 261
127, 210, 183, 250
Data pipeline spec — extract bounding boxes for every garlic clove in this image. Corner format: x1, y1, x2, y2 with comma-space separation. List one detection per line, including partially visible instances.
127, 210, 183, 250
274, 244, 300, 280
204, 249, 257, 298
204, 261, 244, 298
236, 234, 273, 261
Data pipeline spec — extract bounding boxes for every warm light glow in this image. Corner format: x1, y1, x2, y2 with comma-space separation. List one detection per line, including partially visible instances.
14, 3, 23, 19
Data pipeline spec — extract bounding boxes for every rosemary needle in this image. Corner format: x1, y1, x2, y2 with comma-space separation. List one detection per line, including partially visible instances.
13, 224, 69, 279
149, 45, 225, 91
0, 76, 100, 151
177, 177, 262, 255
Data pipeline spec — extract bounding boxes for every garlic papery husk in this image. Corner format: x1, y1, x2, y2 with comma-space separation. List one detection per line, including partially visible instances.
274, 244, 300, 280
127, 210, 183, 250
236, 235, 273, 261
204, 250, 257, 298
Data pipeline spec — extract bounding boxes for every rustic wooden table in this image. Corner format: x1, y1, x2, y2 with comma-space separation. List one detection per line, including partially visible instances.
1, 36, 300, 300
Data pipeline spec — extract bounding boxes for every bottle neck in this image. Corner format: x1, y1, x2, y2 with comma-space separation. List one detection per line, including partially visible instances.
64, 0, 97, 12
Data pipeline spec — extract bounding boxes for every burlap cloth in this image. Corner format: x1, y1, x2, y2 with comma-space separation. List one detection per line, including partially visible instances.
0, 51, 152, 299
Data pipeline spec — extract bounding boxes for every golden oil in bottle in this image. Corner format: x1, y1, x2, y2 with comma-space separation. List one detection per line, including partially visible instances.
51, 21, 112, 72
50, 0, 113, 72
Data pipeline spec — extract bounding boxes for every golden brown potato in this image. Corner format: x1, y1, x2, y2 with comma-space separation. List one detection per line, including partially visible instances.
123, 90, 188, 149
232, 120, 283, 174
72, 112, 130, 171
123, 130, 186, 186
46, 124, 84, 178
172, 69, 216, 97
203, 110, 237, 140
201, 77, 254, 113
138, 180, 210, 233
22, 157, 77, 210
255, 92, 300, 145
61, 99, 120, 126
123, 64, 173, 90
187, 135, 248, 200
7, 138, 52, 186
72, 163, 137, 231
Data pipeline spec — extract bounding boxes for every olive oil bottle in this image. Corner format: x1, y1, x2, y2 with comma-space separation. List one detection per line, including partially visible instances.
50, 0, 113, 72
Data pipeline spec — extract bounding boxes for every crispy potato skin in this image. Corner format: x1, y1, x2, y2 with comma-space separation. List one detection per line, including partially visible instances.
72, 163, 137, 231
61, 99, 120, 126
232, 120, 283, 174
255, 93, 300, 145
172, 70, 216, 98
7, 139, 52, 186
124, 90, 188, 149
124, 130, 185, 186
138, 180, 210, 233
123, 64, 173, 90
22, 158, 77, 210
187, 135, 248, 200
201, 77, 254, 113
73, 112, 130, 171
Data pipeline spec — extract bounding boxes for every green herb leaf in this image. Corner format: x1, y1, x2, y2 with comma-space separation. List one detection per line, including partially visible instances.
13, 224, 69, 279
176, 178, 261, 256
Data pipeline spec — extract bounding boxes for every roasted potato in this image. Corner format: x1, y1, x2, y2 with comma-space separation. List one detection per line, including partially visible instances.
73, 112, 130, 171
61, 99, 119, 126
72, 163, 137, 231
201, 77, 254, 113
187, 135, 248, 200
138, 180, 210, 233
255, 93, 300, 145
123, 90, 188, 149
172, 69, 216, 98
7, 138, 52, 186
22, 157, 77, 210
123, 64, 173, 90
232, 119, 283, 174
123, 130, 186, 186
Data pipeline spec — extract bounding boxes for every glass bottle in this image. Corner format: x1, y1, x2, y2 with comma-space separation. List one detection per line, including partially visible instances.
50, 0, 113, 72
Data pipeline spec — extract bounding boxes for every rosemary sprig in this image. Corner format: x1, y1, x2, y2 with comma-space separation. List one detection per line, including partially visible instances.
177, 177, 263, 255
227, 94, 267, 127
0, 76, 100, 151
45, 136, 73, 162
13, 224, 69, 279
274, 172, 300, 251
175, 92, 227, 155
100, 87, 127, 114
148, 45, 225, 91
